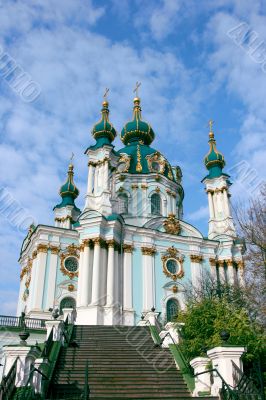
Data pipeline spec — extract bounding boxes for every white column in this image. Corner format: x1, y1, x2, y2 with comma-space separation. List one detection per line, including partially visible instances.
106, 241, 115, 306
131, 185, 138, 215
218, 260, 226, 283
87, 164, 94, 194
27, 253, 37, 312
80, 241, 93, 306
223, 188, 230, 216
141, 247, 155, 311
99, 244, 108, 305
91, 238, 101, 305
94, 165, 99, 194
114, 248, 120, 306
163, 199, 167, 216
226, 260, 235, 285
103, 160, 109, 190
237, 261, 245, 286
166, 191, 172, 214
207, 191, 215, 219
123, 245, 133, 310
76, 244, 84, 307
141, 185, 148, 216
172, 194, 177, 215
46, 247, 59, 310
32, 245, 48, 310
190, 255, 203, 290
209, 259, 217, 281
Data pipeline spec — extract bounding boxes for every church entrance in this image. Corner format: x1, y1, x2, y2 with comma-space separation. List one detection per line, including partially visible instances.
59, 297, 76, 314
166, 298, 178, 322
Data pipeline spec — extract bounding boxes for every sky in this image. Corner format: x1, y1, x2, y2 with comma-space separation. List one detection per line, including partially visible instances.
0, 0, 265, 315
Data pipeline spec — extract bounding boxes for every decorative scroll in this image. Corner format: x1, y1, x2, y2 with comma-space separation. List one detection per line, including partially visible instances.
163, 213, 181, 235
146, 152, 166, 174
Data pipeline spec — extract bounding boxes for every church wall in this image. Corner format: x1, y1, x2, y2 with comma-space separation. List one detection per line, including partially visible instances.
132, 248, 143, 323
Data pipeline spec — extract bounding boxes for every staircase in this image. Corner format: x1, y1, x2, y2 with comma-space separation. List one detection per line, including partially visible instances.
48, 325, 218, 399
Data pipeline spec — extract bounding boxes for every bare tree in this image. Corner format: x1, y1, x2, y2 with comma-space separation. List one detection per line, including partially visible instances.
234, 183, 266, 324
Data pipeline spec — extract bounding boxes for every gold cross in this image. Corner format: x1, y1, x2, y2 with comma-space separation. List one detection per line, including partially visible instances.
70, 152, 74, 162
208, 119, 214, 132
103, 88, 109, 100
133, 81, 141, 97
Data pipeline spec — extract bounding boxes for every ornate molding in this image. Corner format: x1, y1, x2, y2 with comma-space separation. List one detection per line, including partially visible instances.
161, 246, 184, 281
146, 151, 166, 174
141, 184, 148, 189
190, 254, 203, 263
68, 284, 75, 292
37, 244, 49, 253
60, 244, 80, 279
131, 184, 138, 189
123, 244, 134, 253
218, 260, 225, 267
55, 215, 72, 223
141, 246, 156, 256
117, 153, 131, 173
32, 250, 37, 259
136, 144, 142, 173
163, 213, 181, 235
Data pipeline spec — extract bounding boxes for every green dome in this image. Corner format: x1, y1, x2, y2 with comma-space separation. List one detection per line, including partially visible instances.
204, 130, 225, 178
54, 163, 80, 210
121, 98, 155, 145
92, 100, 116, 145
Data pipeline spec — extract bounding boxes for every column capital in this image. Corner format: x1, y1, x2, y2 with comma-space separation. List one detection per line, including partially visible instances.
209, 257, 217, 266
123, 244, 134, 253
225, 259, 234, 267
91, 237, 106, 248
237, 260, 245, 269
37, 244, 48, 253
141, 184, 148, 190
141, 246, 156, 256
217, 259, 225, 267
49, 245, 60, 255
190, 254, 203, 263
131, 184, 138, 189
82, 239, 94, 248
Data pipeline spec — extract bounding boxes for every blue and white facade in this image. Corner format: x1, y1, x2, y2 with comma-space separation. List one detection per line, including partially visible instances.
17, 97, 245, 325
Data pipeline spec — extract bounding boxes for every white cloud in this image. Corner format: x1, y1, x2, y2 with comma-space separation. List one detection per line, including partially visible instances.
187, 205, 209, 222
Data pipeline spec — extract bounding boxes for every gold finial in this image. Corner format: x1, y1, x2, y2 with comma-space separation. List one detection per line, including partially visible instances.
133, 81, 141, 100
208, 119, 214, 139
68, 153, 74, 172
103, 88, 109, 107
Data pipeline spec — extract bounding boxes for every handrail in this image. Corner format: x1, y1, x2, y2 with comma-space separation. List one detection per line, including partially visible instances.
194, 368, 238, 400
0, 357, 18, 399
0, 315, 46, 330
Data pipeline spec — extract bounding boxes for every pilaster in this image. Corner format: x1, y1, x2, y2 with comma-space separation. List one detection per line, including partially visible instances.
141, 246, 156, 312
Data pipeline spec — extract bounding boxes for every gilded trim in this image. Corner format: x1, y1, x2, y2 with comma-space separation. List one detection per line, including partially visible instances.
141, 246, 156, 256
161, 246, 184, 280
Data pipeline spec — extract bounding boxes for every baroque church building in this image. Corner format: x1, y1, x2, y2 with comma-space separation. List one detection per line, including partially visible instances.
17, 95, 245, 326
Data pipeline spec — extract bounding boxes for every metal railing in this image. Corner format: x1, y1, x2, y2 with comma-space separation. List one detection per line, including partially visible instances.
0, 315, 46, 330
0, 357, 18, 400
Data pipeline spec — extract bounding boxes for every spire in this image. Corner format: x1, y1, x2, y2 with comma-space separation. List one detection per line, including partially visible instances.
91, 90, 117, 148
121, 84, 155, 146
204, 120, 225, 179
54, 159, 80, 211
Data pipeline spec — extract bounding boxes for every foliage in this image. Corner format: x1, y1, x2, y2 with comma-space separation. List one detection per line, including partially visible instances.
176, 282, 266, 364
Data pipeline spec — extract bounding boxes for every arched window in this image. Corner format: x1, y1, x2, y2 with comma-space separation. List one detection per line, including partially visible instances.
151, 193, 161, 215
118, 193, 128, 214
166, 298, 178, 322
59, 297, 76, 315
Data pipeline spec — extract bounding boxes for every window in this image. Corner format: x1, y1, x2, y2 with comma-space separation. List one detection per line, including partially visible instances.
166, 259, 178, 275
166, 298, 178, 322
118, 193, 128, 214
151, 193, 161, 215
60, 297, 76, 314
64, 257, 78, 273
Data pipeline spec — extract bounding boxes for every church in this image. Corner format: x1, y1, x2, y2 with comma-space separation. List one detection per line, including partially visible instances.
17, 90, 245, 327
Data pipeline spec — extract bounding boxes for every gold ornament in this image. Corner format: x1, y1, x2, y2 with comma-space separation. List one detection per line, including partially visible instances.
163, 213, 181, 235
161, 246, 184, 281
190, 254, 203, 263
136, 144, 142, 173
146, 152, 166, 174
60, 244, 80, 279
141, 246, 156, 256
123, 244, 134, 253
68, 284, 75, 292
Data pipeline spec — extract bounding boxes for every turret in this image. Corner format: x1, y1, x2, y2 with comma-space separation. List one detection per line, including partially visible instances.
54, 162, 80, 228
202, 121, 236, 239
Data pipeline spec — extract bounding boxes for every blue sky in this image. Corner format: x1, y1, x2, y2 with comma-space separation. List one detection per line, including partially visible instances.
0, 0, 265, 314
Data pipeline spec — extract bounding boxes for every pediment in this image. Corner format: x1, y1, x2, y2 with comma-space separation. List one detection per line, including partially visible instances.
143, 216, 203, 238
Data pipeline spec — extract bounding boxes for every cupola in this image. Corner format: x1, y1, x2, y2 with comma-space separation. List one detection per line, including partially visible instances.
92, 100, 117, 147
54, 162, 80, 211
204, 121, 225, 178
